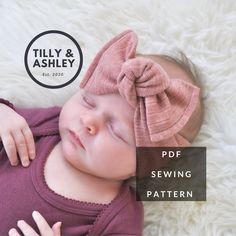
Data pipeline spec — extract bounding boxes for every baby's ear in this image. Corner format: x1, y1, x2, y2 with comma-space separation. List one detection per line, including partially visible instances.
79, 30, 138, 91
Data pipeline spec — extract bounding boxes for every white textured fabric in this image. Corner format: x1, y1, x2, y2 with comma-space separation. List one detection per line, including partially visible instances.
0, 0, 235, 235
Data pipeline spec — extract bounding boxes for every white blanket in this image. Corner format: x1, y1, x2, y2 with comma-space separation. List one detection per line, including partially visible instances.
0, 0, 235, 235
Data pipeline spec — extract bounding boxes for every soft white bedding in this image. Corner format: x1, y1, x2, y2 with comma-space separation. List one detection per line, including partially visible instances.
0, 0, 235, 235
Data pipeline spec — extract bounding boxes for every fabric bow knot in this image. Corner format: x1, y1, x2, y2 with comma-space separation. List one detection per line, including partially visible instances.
117, 57, 170, 107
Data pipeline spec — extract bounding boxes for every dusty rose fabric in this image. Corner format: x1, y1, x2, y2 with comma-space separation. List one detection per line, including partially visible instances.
80, 30, 200, 147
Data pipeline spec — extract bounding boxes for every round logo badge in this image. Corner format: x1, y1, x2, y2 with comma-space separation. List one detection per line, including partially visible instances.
24, 30, 83, 89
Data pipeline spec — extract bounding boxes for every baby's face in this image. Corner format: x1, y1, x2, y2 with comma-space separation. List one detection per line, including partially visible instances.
58, 89, 136, 180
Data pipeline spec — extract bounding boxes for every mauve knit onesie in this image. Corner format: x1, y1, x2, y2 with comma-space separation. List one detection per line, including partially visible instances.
0, 98, 144, 236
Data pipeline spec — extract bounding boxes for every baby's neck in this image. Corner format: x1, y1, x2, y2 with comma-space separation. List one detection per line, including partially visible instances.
46, 142, 123, 204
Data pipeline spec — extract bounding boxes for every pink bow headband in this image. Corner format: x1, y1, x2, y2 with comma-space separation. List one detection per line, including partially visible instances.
79, 30, 200, 147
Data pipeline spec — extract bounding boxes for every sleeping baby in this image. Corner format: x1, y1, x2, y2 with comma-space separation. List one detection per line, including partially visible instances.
0, 30, 203, 236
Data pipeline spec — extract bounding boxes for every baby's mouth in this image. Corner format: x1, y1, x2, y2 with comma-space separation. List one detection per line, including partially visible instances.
69, 130, 85, 149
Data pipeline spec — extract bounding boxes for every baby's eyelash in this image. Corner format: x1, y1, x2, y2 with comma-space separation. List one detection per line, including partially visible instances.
109, 123, 123, 142
82, 95, 94, 108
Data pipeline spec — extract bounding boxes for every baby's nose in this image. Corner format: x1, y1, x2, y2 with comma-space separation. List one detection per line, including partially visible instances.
86, 124, 97, 135
80, 114, 99, 135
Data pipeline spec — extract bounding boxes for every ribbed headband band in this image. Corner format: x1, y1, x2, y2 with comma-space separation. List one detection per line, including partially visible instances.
79, 30, 200, 147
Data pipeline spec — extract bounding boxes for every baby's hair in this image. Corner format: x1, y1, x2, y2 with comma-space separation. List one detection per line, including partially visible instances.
157, 50, 202, 90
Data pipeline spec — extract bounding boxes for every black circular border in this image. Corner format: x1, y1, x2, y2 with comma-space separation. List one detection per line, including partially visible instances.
24, 30, 83, 89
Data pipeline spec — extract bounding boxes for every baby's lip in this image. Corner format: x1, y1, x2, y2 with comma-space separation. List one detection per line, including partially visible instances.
69, 130, 85, 149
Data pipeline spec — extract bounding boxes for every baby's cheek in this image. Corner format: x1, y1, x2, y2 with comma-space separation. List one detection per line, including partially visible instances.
89, 138, 111, 158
